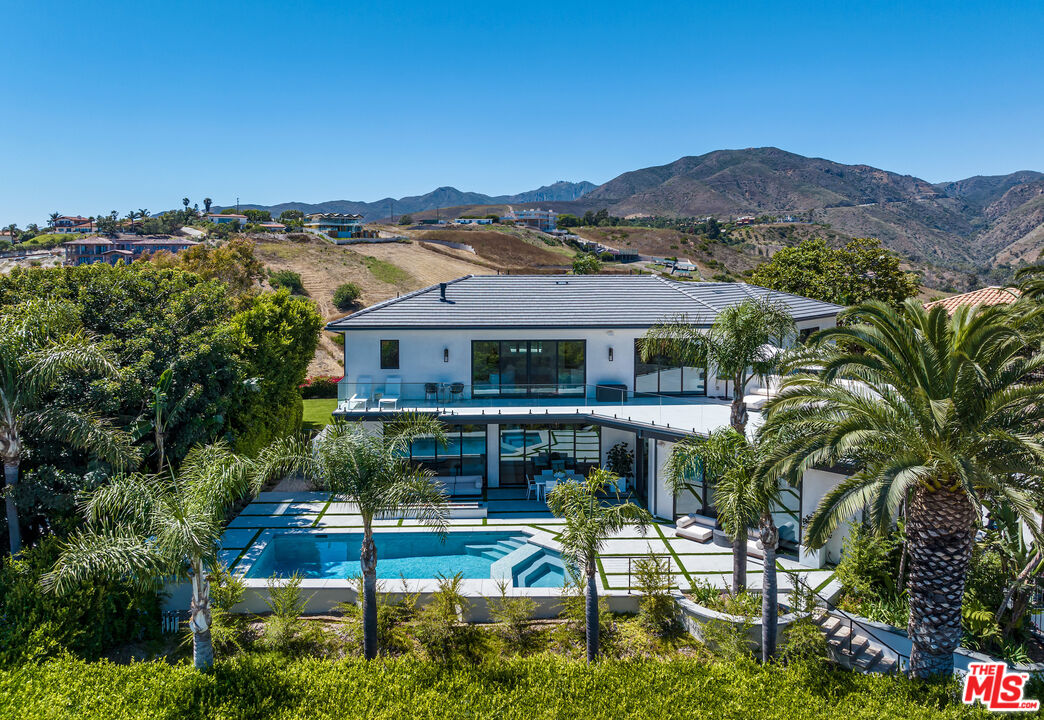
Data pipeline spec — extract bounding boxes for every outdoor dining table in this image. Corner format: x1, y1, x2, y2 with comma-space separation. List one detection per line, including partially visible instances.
534, 473, 582, 502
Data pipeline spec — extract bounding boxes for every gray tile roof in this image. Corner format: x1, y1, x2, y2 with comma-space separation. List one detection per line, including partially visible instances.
326, 274, 842, 330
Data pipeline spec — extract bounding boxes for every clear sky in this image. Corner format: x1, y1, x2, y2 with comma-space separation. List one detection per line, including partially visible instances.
2, 0, 1043, 226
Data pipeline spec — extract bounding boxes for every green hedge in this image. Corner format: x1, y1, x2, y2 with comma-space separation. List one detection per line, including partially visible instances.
0, 654, 987, 719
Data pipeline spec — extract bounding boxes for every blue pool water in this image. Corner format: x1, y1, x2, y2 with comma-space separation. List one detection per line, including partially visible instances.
245, 530, 566, 587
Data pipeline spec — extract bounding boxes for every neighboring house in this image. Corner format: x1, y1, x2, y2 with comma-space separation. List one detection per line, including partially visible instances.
53, 215, 95, 233
327, 274, 847, 566
63, 234, 199, 265
259, 221, 286, 232
205, 213, 248, 225
304, 213, 363, 237
505, 208, 557, 232
454, 217, 494, 225
924, 286, 1021, 314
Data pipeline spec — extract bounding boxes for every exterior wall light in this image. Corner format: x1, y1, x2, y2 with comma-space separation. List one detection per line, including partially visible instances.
443, 348, 449, 362
608, 347, 614, 361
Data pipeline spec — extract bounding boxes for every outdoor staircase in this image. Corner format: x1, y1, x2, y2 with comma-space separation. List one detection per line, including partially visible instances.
814, 612, 900, 674
464, 537, 525, 561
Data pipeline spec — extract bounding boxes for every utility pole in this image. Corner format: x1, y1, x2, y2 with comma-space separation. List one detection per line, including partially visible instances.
236, 197, 240, 213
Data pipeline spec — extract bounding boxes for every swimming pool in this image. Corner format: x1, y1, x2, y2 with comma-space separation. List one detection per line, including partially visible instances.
244, 530, 567, 587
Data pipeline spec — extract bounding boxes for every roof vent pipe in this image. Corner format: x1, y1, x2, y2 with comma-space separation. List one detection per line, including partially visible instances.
440, 282, 447, 301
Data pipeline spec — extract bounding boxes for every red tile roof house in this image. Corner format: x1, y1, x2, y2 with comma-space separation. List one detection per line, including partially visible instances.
53, 215, 96, 233
923, 286, 1021, 315
63, 235, 199, 265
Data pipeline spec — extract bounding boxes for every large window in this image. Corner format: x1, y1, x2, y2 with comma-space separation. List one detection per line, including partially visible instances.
380, 339, 399, 369
472, 340, 585, 397
400, 424, 487, 479
498, 423, 600, 486
633, 341, 706, 395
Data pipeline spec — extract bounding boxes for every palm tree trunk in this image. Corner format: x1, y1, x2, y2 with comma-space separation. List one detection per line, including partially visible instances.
730, 372, 748, 434
360, 522, 378, 660
733, 528, 748, 595
585, 558, 600, 662
906, 485, 975, 679
189, 560, 214, 670
760, 514, 779, 663
3, 460, 21, 554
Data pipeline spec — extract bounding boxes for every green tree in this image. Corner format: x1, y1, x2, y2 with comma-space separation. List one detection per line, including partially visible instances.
278, 210, 304, 229
269, 269, 305, 295
43, 439, 299, 669
640, 298, 794, 434
666, 428, 787, 660
48, 212, 60, 231
203, 198, 213, 214
761, 300, 1044, 678
148, 238, 265, 295
302, 417, 449, 659
132, 366, 197, 472
398, 214, 413, 226
333, 282, 363, 311
557, 214, 580, 228
0, 299, 139, 553
546, 468, 650, 662
750, 238, 918, 308
571, 253, 602, 275
243, 209, 271, 223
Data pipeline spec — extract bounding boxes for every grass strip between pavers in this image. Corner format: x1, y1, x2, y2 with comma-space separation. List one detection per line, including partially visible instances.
654, 524, 694, 586
596, 556, 610, 591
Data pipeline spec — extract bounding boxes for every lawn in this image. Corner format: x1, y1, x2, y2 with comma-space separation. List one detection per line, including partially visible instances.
301, 397, 337, 430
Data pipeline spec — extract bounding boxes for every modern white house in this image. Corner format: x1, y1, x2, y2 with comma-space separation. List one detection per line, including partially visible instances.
326, 274, 851, 567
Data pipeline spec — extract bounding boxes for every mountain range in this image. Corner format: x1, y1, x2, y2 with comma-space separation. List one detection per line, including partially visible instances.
233, 148, 1044, 272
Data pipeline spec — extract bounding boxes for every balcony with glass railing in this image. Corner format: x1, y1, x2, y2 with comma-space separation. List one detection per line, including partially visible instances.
335, 380, 749, 436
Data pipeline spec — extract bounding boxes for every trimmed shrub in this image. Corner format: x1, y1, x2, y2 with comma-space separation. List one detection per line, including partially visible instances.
299, 376, 341, 399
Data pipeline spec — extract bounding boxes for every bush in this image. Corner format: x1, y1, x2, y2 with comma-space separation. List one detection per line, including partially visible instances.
262, 573, 314, 654
556, 576, 615, 654
414, 573, 477, 661
208, 565, 248, 655
571, 253, 602, 275
299, 375, 341, 399
332, 282, 363, 311
486, 580, 536, 648
835, 524, 901, 601
634, 553, 678, 636
269, 269, 306, 295
0, 654, 983, 719
0, 537, 160, 666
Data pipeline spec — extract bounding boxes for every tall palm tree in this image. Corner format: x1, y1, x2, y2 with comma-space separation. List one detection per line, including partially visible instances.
664, 427, 786, 661
48, 212, 60, 231
302, 416, 450, 659
761, 299, 1044, 678
44, 439, 300, 669
203, 198, 213, 214
182, 198, 191, 211
0, 299, 138, 553
138, 208, 149, 221
640, 297, 795, 434
546, 468, 650, 662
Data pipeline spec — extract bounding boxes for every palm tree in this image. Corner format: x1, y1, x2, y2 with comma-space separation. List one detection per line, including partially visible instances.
640, 298, 795, 434
182, 198, 191, 211
133, 366, 198, 472
0, 299, 139, 553
139, 208, 149, 221
761, 299, 1044, 678
203, 198, 213, 214
664, 428, 787, 661
302, 416, 450, 659
44, 439, 299, 669
48, 212, 60, 231
546, 468, 650, 662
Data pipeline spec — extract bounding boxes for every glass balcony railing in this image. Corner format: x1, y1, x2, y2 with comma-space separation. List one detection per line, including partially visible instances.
334, 380, 727, 434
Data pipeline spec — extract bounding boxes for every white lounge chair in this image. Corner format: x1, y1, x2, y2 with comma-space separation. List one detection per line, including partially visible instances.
347, 376, 371, 411
525, 475, 538, 501
379, 376, 402, 410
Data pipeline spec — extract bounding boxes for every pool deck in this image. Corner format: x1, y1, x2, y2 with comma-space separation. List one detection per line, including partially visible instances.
215, 487, 838, 615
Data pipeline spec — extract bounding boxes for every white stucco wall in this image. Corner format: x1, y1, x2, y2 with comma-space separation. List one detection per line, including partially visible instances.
799, 467, 855, 568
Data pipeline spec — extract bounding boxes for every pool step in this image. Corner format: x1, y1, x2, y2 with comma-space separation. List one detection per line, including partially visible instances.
514, 555, 566, 588
463, 538, 527, 561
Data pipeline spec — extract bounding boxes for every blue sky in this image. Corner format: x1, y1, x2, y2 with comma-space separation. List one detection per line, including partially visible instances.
2, 0, 1043, 226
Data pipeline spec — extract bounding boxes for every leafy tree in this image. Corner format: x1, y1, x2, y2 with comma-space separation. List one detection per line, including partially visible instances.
667, 428, 788, 660
302, 417, 450, 659
0, 299, 139, 553
95, 213, 118, 236
243, 209, 271, 223
750, 238, 917, 308
761, 300, 1044, 678
132, 367, 197, 472
43, 439, 300, 669
148, 239, 265, 295
571, 253, 602, 275
641, 298, 794, 433
269, 269, 306, 295
278, 210, 304, 229
557, 214, 580, 228
227, 290, 321, 455
546, 468, 650, 661
333, 282, 363, 311
398, 214, 413, 226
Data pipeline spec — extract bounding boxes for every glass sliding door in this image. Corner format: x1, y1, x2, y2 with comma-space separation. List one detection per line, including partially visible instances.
470, 340, 586, 397
497, 423, 601, 487
404, 424, 487, 482
633, 341, 707, 396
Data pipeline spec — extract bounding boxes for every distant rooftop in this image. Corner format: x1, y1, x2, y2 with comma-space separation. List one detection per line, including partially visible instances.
327, 274, 842, 331
924, 286, 1020, 315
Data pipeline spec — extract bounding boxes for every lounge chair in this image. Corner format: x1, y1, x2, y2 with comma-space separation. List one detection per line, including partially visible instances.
379, 376, 401, 410
347, 376, 371, 411
674, 513, 715, 543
